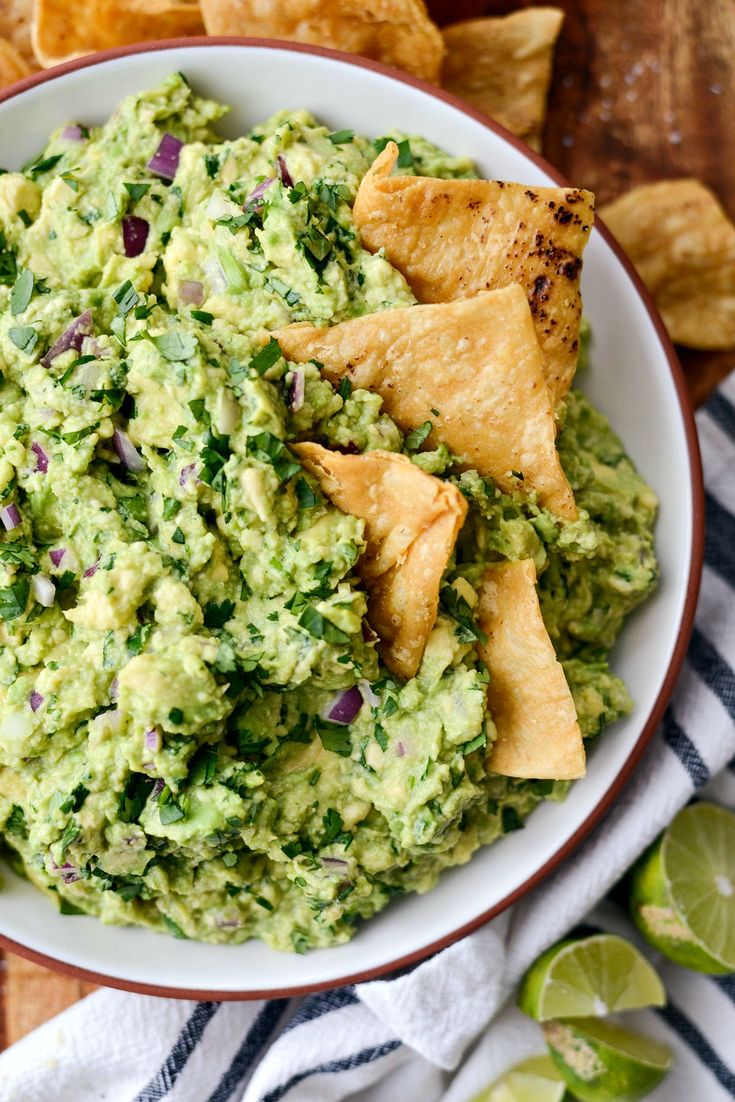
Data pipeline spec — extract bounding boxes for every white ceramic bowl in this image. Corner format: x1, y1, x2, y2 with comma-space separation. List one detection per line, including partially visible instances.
0, 40, 703, 999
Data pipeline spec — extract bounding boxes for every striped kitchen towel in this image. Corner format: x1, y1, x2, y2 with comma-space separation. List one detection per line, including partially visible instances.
1, 374, 735, 1102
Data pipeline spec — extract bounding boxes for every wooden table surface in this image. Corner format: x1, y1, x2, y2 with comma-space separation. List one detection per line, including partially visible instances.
1, 0, 733, 1052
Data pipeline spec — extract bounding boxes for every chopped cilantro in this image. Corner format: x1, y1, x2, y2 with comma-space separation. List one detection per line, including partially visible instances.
204, 153, 220, 178
168, 708, 184, 725
0, 579, 29, 622
171, 526, 186, 545
249, 337, 283, 375
188, 745, 217, 786
113, 279, 139, 315
191, 309, 213, 325
461, 730, 487, 756
124, 182, 151, 203
203, 598, 235, 629
127, 622, 152, 656
336, 377, 351, 401
17, 208, 32, 227
329, 129, 354, 144
5, 805, 27, 838
396, 139, 414, 168
298, 606, 350, 644
404, 420, 433, 451
439, 585, 488, 645
295, 477, 320, 509
8, 325, 38, 354
246, 430, 300, 483
315, 718, 353, 757
29, 153, 62, 178
501, 806, 524, 833
322, 807, 351, 844
151, 330, 197, 362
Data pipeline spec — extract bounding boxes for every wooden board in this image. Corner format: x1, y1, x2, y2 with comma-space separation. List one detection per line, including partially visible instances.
1, 0, 734, 1050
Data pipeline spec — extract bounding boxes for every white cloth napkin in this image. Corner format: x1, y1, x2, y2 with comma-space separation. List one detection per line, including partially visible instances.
2, 378, 735, 1102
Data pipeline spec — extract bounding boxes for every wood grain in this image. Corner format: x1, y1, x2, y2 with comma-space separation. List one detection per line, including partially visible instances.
2, 0, 734, 1051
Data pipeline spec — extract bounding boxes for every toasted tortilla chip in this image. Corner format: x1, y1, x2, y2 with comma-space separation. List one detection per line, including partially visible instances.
277, 286, 576, 518
353, 142, 594, 402
601, 179, 735, 351
442, 9, 563, 152
199, 0, 445, 82
294, 443, 467, 679
33, 0, 205, 68
0, 0, 35, 69
0, 36, 31, 88
477, 559, 585, 780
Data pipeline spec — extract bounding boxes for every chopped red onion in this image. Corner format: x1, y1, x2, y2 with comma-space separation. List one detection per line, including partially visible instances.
29, 690, 44, 712
31, 442, 49, 473
397, 741, 406, 757
110, 677, 119, 702
61, 125, 86, 142
359, 679, 380, 708
321, 685, 363, 726
276, 155, 294, 188
83, 560, 99, 578
122, 215, 149, 258
288, 368, 305, 413
31, 573, 56, 607
245, 176, 274, 206
203, 256, 227, 295
217, 389, 239, 435
0, 504, 21, 531
215, 916, 243, 929
151, 778, 165, 799
61, 869, 81, 884
147, 132, 183, 180
49, 547, 66, 567
179, 462, 197, 487
145, 728, 162, 753
113, 428, 145, 473
179, 279, 204, 306
322, 856, 349, 870
41, 309, 94, 368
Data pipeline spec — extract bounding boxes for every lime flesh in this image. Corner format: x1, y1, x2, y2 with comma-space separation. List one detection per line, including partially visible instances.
544, 1017, 672, 1102
518, 933, 666, 1021
630, 802, 735, 973
471, 1055, 568, 1102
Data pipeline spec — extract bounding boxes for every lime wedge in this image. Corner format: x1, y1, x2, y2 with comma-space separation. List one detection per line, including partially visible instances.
630, 801, 735, 974
471, 1055, 569, 1102
518, 934, 666, 1021
543, 1017, 672, 1102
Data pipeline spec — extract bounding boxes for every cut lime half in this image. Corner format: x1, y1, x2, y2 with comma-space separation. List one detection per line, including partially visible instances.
630, 801, 735, 974
518, 933, 666, 1021
471, 1055, 569, 1102
544, 1017, 672, 1102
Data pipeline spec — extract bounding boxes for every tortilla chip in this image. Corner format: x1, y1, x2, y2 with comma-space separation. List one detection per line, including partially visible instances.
441, 8, 564, 152
293, 443, 467, 679
353, 142, 594, 402
276, 286, 577, 519
0, 36, 31, 89
0, 0, 36, 69
33, 0, 205, 68
601, 179, 735, 351
477, 559, 585, 780
199, 0, 445, 82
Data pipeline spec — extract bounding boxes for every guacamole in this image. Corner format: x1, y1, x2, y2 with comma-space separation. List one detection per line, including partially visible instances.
0, 75, 657, 951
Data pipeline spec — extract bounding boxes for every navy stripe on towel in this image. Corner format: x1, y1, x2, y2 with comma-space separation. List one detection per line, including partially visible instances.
705, 391, 735, 443
714, 974, 735, 1003
704, 492, 735, 590
281, 987, 358, 1035
261, 1039, 402, 1102
662, 707, 709, 787
134, 1001, 220, 1102
687, 627, 735, 727
207, 1000, 289, 1102
657, 1003, 735, 1093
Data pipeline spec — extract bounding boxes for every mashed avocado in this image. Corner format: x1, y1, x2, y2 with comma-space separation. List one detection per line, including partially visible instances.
0, 75, 657, 951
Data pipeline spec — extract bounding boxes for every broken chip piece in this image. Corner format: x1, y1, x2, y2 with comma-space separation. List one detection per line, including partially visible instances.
293, 443, 467, 679
0, 35, 31, 89
353, 141, 594, 402
441, 8, 564, 152
276, 286, 577, 518
477, 559, 586, 780
199, 0, 445, 82
601, 178, 735, 351
32, 0, 205, 68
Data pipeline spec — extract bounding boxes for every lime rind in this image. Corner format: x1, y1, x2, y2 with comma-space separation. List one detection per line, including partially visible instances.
518, 933, 666, 1021
631, 802, 735, 974
544, 1017, 672, 1102
471, 1055, 568, 1102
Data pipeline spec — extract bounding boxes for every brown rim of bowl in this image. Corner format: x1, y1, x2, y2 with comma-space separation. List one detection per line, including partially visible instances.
0, 37, 704, 1003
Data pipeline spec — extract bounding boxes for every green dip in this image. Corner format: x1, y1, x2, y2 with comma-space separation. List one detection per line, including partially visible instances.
0, 75, 657, 951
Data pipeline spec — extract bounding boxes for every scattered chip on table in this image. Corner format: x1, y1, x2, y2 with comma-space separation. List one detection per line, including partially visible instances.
353, 141, 594, 402
0, 0, 36, 70
276, 286, 577, 519
477, 559, 585, 780
0, 35, 32, 88
601, 178, 735, 351
294, 443, 467, 679
199, 0, 445, 82
32, 0, 205, 68
441, 8, 564, 152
